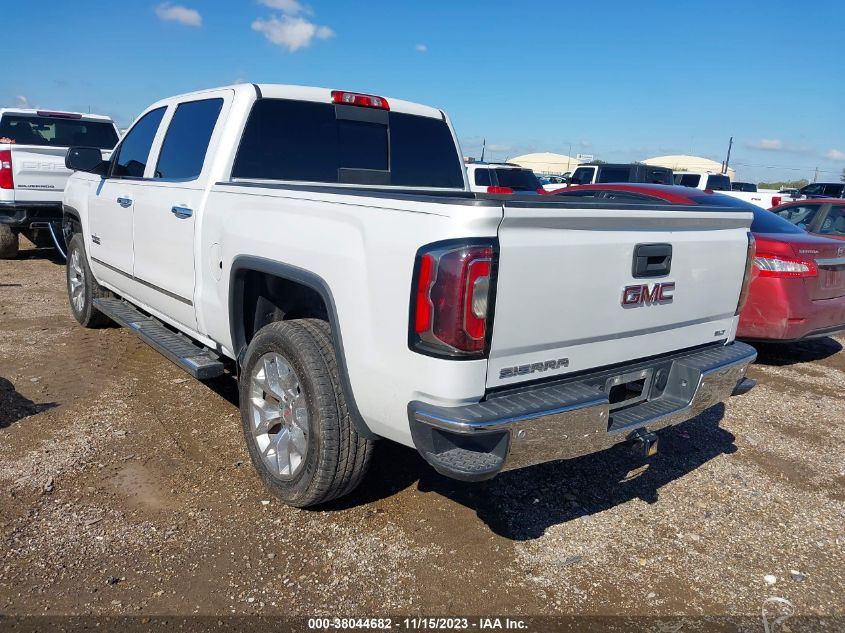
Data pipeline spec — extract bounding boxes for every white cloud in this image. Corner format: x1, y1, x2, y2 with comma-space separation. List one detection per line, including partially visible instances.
259, 0, 310, 15
748, 138, 784, 151
825, 149, 845, 161
14, 95, 30, 109
415, 44, 427, 53
252, 15, 334, 52
155, 3, 202, 27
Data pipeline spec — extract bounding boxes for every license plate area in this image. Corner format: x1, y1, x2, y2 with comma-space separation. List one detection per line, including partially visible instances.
604, 368, 654, 411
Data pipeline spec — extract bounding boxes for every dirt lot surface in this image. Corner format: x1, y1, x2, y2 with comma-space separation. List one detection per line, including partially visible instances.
1, 243, 843, 619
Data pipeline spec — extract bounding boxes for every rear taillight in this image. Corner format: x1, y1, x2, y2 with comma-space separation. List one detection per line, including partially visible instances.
736, 233, 756, 314
0, 150, 13, 190
486, 186, 513, 194
411, 241, 496, 358
771, 196, 782, 208
753, 253, 817, 278
331, 90, 389, 110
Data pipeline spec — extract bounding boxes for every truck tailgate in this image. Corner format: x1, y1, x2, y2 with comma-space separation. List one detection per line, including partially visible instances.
10, 145, 71, 203
487, 202, 752, 388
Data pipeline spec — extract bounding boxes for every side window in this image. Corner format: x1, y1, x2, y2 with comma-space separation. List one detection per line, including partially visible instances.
822, 184, 843, 197
571, 167, 594, 185
819, 206, 845, 236
596, 167, 631, 183
801, 184, 823, 196
772, 204, 820, 229
154, 98, 224, 180
675, 174, 700, 187
473, 169, 492, 187
111, 107, 166, 178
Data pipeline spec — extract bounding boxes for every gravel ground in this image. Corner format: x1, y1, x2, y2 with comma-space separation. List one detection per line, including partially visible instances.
0, 242, 843, 620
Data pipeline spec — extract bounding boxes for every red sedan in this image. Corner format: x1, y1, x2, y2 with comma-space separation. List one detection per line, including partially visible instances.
554, 184, 845, 342
770, 199, 845, 240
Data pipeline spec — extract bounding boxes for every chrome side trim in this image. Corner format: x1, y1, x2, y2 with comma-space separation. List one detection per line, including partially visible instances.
91, 257, 193, 306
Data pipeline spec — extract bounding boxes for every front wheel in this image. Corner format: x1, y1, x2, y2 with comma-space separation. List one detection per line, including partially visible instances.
239, 319, 373, 507
0, 225, 18, 259
66, 233, 112, 327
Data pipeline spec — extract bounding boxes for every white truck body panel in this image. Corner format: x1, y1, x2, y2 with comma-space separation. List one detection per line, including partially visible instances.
62, 83, 755, 463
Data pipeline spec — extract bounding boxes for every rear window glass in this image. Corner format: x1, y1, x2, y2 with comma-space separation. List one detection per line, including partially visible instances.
0, 114, 118, 149
231, 99, 464, 189
704, 175, 731, 191
772, 204, 820, 229
596, 166, 631, 183
494, 168, 540, 191
749, 208, 806, 234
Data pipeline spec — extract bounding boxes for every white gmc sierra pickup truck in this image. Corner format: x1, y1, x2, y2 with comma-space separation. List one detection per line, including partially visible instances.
62, 84, 757, 507
0, 108, 119, 258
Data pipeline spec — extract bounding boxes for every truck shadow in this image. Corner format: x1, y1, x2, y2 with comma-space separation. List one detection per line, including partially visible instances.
0, 376, 58, 429
751, 337, 842, 367
335, 404, 735, 541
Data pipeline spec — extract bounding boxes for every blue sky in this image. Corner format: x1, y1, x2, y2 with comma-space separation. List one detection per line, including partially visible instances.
5, 0, 845, 183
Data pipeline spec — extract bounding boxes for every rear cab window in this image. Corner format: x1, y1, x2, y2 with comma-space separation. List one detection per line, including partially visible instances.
596, 166, 632, 183
493, 168, 540, 191
0, 114, 118, 149
704, 175, 731, 191
231, 99, 464, 189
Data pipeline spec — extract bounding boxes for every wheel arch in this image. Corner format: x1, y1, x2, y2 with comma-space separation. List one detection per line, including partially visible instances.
229, 255, 377, 440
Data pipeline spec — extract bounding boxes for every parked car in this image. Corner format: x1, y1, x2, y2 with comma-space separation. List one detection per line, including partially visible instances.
732, 181, 757, 192
568, 163, 673, 186
553, 184, 845, 342
794, 182, 845, 200
0, 108, 119, 258
465, 161, 544, 193
673, 171, 783, 209
63, 84, 756, 507
770, 199, 845, 239
739, 208, 845, 342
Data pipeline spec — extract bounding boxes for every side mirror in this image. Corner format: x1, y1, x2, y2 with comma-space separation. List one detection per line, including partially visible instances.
66, 147, 108, 176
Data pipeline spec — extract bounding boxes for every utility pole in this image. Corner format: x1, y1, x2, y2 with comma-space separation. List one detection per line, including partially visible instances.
723, 137, 733, 175
813, 166, 819, 183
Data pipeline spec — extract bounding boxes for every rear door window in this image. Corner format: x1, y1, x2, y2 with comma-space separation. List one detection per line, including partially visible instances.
154, 98, 223, 180
822, 184, 845, 197
111, 107, 166, 178
0, 114, 118, 149
231, 99, 463, 188
818, 206, 845, 236
571, 167, 595, 185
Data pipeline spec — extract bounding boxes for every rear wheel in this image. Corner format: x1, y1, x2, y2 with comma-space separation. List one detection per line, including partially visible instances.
0, 225, 19, 259
66, 233, 112, 327
239, 319, 373, 507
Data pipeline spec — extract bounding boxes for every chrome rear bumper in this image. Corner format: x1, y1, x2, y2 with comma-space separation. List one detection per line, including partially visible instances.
409, 342, 757, 481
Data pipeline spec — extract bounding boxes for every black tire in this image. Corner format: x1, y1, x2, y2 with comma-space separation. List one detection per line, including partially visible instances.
0, 225, 18, 259
66, 233, 112, 327
239, 319, 373, 507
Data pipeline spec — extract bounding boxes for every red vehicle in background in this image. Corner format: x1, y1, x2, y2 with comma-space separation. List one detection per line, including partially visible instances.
769, 199, 845, 241
554, 184, 845, 342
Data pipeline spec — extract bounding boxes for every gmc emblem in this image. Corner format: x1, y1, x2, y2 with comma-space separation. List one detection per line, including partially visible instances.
622, 282, 675, 306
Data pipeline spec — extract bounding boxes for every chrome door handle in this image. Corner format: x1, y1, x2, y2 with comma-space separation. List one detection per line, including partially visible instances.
171, 205, 193, 219
116, 196, 132, 208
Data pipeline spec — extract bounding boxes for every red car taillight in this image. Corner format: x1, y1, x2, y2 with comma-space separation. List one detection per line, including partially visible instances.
0, 150, 13, 190
736, 233, 756, 314
411, 241, 496, 358
771, 196, 782, 208
753, 252, 817, 278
